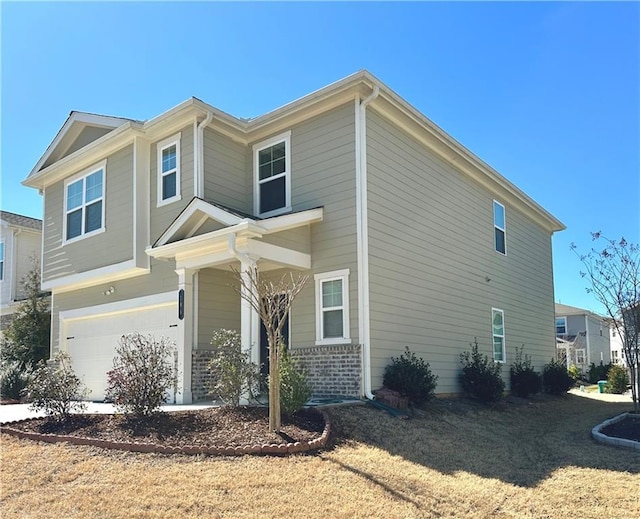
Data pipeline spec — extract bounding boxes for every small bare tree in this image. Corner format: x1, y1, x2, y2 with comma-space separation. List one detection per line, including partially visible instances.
233, 266, 308, 432
572, 233, 639, 412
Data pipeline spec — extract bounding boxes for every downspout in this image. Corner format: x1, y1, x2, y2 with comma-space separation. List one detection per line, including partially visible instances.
356, 85, 379, 400
196, 111, 214, 198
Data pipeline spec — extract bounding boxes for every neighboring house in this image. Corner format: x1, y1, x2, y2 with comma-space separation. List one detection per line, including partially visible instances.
23, 71, 564, 403
0, 211, 43, 331
555, 303, 611, 373
609, 323, 625, 367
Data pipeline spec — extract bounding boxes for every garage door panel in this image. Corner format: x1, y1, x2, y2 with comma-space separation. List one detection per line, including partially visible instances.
63, 304, 178, 402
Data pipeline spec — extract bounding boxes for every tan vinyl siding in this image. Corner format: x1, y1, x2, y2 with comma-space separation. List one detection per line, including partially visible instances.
50, 258, 179, 352
203, 128, 249, 212
259, 103, 358, 348
150, 124, 195, 243
366, 111, 556, 393
42, 145, 134, 283
259, 227, 310, 254
14, 231, 42, 301
197, 269, 240, 350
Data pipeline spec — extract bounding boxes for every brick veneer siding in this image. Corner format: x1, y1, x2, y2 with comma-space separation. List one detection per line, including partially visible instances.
290, 344, 362, 398
191, 350, 216, 402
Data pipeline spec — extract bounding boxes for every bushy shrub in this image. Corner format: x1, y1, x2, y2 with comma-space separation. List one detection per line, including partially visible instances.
542, 358, 573, 395
105, 333, 177, 417
606, 364, 630, 394
25, 352, 87, 421
509, 346, 541, 398
383, 347, 438, 404
588, 362, 612, 384
279, 348, 311, 415
208, 329, 261, 406
460, 339, 505, 402
0, 360, 31, 401
567, 364, 582, 383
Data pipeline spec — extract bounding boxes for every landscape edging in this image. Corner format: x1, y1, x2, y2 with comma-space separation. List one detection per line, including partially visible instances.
0, 410, 331, 456
591, 412, 640, 451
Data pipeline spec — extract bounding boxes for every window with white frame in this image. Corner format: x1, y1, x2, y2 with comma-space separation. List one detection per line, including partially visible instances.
493, 200, 506, 254
315, 269, 350, 345
492, 308, 505, 362
0, 241, 4, 281
576, 348, 586, 365
555, 317, 567, 336
157, 133, 181, 206
254, 131, 291, 217
65, 162, 105, 242
611, 350, 620, 364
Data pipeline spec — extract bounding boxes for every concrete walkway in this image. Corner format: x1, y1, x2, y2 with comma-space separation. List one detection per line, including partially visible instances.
568, 387, 634, 403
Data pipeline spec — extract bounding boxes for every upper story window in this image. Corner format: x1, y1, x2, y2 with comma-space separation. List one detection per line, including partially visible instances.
492, 308, 505, 362
555, 317, 567, 336
64, 161, 105, 243
315, 269, 350, 345
493, 200, 506, 255
0, 241, 4, 281
254, 131, 291, 217
157, 133, 181, 206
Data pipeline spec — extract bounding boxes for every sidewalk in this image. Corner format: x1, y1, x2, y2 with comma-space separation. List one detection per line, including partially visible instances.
568, 387, 634, 403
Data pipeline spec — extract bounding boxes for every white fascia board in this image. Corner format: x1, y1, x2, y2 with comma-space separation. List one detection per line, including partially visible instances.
259, 207, 323, 234
60, 291, 176, 322
42, 260, 149, 294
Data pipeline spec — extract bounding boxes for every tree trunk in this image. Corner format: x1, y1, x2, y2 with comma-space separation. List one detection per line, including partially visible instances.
268, 336, 281, 432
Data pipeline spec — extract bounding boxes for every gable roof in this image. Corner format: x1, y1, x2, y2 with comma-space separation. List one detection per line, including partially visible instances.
0, 211, 42, 231
555, 303, 606, 320
23, 70, 564, 233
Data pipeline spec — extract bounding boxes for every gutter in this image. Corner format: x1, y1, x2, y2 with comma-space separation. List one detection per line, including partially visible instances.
356, 86, 380, 400
196, 111, 214, 198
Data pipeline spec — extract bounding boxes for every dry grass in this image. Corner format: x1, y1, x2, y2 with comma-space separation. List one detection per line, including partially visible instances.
2, 394, 639, 518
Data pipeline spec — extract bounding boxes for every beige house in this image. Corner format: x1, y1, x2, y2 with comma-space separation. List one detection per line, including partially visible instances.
23, 71, 564, 403
0, 211, 43, 330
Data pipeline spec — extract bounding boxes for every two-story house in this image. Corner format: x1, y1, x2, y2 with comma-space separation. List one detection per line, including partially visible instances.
0, 211, 43, 331
555, 303, 611, 372
23, 71, 565, 403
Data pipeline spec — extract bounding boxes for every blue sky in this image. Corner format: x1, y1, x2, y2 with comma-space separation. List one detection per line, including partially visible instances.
2, 1, 638, 315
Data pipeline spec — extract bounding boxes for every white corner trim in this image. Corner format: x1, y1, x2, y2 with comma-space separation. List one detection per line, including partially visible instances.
42, 259, 149, 294
60, 291, 176, 322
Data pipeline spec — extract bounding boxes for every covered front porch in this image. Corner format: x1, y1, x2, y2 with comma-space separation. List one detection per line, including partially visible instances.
147, 198, 323, 403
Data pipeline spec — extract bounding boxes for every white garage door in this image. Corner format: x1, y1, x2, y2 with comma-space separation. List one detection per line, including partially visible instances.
63, 303, 179, 402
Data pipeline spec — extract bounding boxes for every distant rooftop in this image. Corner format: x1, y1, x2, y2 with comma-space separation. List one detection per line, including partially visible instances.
555, 303, 605, 319
0, 211, 42, 231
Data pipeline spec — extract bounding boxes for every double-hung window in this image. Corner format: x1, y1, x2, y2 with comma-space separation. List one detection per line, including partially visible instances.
254, 131, 291, 217
157, 133, 181, 206
315, 269, 350, 345
493, 200, 506, 254
0, 242, 4, 281
64, 161, 105, 242
555, 317, 567, 336
492, 308, 505, 362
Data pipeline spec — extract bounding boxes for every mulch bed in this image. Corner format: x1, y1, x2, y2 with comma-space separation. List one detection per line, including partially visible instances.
600, 414, 640, 442
1, 406, 327, 453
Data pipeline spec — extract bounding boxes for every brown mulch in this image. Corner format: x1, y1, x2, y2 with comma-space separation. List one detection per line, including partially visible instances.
3, 406, 326, 448
600, 414, 640, 442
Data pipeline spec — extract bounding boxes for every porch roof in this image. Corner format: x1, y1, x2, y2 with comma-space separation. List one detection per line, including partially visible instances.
146, 198, 323, 271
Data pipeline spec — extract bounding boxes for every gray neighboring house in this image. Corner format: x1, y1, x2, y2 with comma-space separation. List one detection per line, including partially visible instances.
22, 70, 565, 403
0, 211, 43, 331
555, 303, 611, 373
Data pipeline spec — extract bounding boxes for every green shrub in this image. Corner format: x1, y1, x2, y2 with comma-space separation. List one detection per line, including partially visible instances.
567, 364, 582, 383
588, 362, 612, 384
208, 329, 262, 406
279, 348, 311, 415
105, 333, 177, 417
0, 360, 31, 401
542, 358, 573, 395
460, 339, 505, 402
25, 352, 87, 421
509, 346, 541, 398
606, 364, 630, 394
383, 347, 438, 404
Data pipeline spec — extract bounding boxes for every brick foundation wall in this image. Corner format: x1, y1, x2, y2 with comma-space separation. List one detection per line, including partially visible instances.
191, 350, 216, 402
290, 344, 362, 398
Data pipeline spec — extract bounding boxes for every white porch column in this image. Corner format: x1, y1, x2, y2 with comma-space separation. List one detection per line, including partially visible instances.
240, 260, 260, 366
175, 267, 197, 404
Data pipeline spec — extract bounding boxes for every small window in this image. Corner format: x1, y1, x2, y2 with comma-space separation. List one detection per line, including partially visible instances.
254, 131, 291, 217
157, 133, 181, 206
315, 269, 350, 345
0, 241, 4, 281
492, 308, 505, 362
493, 200, 506, 254
611, 350, 619, 364
576, 349, 586, 365
555, 317, 567, 336
64, 162, 105, 243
